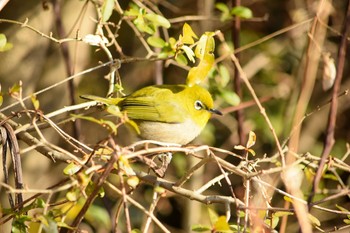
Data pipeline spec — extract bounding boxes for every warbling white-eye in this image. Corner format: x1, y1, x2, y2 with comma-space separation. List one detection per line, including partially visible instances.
83, 84, 222, 145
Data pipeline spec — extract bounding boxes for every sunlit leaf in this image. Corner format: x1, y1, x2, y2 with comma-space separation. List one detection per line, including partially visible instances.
181, 23, 198, 44
127, 176, 139, 189
283, 196, 293, 203
118, 156, 136, 176
134, 14, 155, 35
308, 213, 321, 227
181, 45, 195, 63
246, 131, 256, 148
187, 54, 214, 86
186, 32, 215, 86
63, 163, 82, 175
101, 0, 115, 22
31, 94, 40, 110
214, 216, 230, 232
265, 215, 279, 229
9, 82, 21, 95
0, 93, 3, 107
194, 32, 215, 59
247, 148, 256, 156
154, 185, 166, 194
124, 3, 139, 16
0, 33, 6, 48
273, 211, 294, 217
231, 6, 253, 19
127, 119, 141, 134
0, 33, 13, 52
66, 190, 79, 202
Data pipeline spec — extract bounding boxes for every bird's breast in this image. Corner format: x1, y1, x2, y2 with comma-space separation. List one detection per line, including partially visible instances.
137, 119, 204, 145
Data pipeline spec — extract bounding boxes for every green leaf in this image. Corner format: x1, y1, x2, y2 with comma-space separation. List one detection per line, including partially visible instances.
218, 65, 231, 87
147, 36, 166, 48
124, 3, 139, 16
273, 211, 294, 217
134, 15, 155, 35
101, 0, 115, 22
0, 34, 6, 48
0, 33, 13, 52
144, 13, 170, 28
85, 203, 112, 230
265, 215, 279, 229
175, 53, 188, 66
215, 3, 230, 13
9, 82, 21, 95
191, 224, 211, 232
323, 173, 338, 181
220, 89, 240, 106
63, 163, 82, 175
66, 190, 79, 202
215, 3, 232, 22
231, 6, 253, 19
308, 213, 321, 227
35, 198, 46, 208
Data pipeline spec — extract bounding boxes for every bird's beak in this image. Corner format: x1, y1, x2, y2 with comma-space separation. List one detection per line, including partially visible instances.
209, 108, 223, 116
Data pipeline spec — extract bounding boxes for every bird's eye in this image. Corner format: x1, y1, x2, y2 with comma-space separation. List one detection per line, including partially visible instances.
194, 100, 204, 110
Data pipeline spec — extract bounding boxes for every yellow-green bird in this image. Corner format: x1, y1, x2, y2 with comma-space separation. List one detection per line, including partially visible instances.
82, 84, 222, 145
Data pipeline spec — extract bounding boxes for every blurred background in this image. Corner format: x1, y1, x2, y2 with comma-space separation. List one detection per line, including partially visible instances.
0, 0, 349, 232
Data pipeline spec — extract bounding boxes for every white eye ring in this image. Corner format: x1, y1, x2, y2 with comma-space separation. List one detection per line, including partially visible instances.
194, 100, 204, 110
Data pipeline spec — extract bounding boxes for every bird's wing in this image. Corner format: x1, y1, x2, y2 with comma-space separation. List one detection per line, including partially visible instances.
121, 93, 185, 123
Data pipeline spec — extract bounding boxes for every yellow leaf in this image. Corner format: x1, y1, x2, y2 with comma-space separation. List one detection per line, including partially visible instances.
214, 216, 230, 231
127, 176, 139, 189
308, 213, 321, 227
246, 131, 256, 148
194, 32, 215, 59
186, 53, 214, 86
31, 94, 40, 110
181, 23, 198, 44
